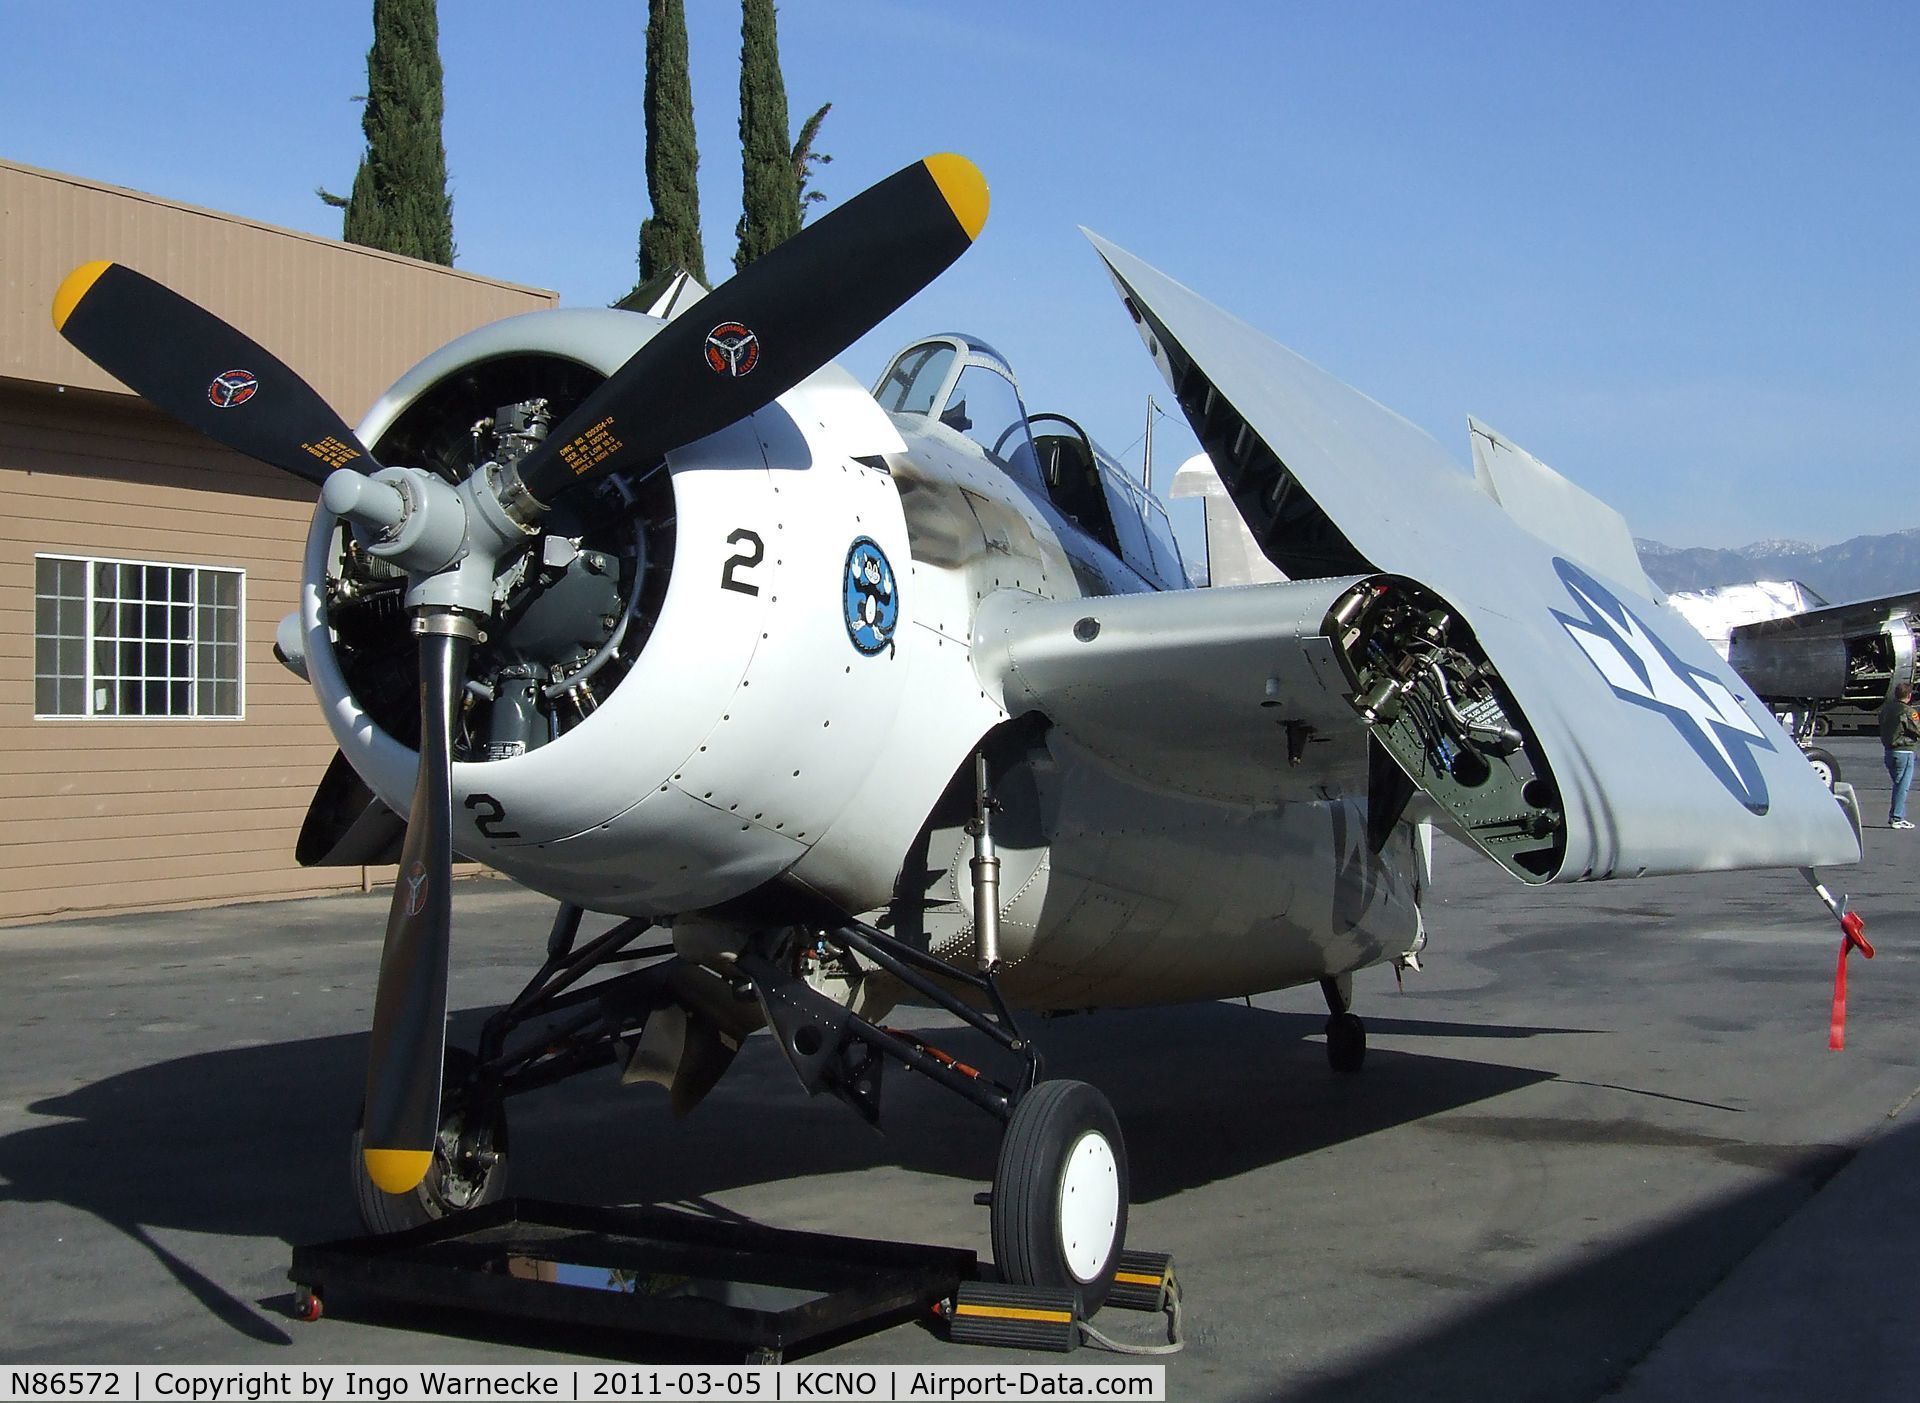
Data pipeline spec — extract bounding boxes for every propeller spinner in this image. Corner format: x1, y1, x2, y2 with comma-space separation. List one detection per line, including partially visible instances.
52, 153, 989, 1195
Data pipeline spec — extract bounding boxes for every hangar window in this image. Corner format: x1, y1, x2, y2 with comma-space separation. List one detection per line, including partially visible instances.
34, 555, 243, 720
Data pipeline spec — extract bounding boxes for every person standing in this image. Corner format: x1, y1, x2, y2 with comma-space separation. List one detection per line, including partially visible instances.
1879, 682, 1920, 828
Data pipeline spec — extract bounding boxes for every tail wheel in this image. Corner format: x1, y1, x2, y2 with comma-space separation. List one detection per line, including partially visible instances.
1326, 1012, 1367, 1073
350, 1050, 508, 1234
990, 1079, 1129, 1316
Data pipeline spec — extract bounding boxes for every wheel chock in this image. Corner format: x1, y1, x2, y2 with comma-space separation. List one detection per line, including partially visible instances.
945, 1281, 1079, 1353
1105, 1250, 1174, 1312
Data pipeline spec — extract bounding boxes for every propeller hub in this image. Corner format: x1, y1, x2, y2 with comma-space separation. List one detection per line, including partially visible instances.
323, 463, 541, 620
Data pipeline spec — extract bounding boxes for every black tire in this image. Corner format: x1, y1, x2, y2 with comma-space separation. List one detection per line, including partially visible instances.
1804, 747, 1840, 791
1326, 1012, 1367, 1074
350, 1050, 508, 1234
990, 1079, 1129, 1316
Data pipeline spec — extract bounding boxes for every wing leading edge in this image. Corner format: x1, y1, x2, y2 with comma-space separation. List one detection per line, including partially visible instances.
1044, 233, 1859, 880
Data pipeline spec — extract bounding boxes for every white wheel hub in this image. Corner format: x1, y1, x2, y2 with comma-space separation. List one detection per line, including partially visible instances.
1056, 1129, 1121, 1281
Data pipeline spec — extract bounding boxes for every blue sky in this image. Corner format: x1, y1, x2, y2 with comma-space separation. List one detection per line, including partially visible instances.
3, 1, 1912, 549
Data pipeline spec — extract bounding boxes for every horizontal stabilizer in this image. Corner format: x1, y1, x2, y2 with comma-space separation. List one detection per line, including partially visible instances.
1077, 232, 1860, 880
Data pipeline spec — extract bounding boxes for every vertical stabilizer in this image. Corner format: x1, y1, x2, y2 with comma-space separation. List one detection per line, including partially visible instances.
1169, 453, 1285, 586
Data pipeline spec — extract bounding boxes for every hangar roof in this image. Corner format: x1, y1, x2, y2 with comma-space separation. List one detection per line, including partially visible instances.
0, 158, 557, 424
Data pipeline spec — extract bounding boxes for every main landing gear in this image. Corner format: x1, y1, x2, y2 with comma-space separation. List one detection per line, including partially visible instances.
346, 901, 1132, 1311
350, 902, 680, 1233
1803, 746, 1840, 791
743, 916, 1130, 1312
991, 1080, 1129, 1315
349, 1049, 510, 1233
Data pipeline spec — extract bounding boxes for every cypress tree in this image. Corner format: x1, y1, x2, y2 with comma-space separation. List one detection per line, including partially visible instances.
637, 0, 706, 286
733, 0, 801, 272
791, 101, 832, 226
331, 0, 456, 265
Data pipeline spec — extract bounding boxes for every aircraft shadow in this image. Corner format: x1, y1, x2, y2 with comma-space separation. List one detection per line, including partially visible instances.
0, 1000, 1558, 1253
1240, 1131, 1867, 1403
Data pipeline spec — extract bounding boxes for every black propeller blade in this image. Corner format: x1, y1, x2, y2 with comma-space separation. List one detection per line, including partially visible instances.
52, 260, 375, 486
517, 152, 988, 505
360, 615, 473, 1194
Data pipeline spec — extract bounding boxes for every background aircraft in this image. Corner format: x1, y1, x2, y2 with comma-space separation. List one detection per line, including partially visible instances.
1726, 593, 1920, 744
51, 154, 1860, 1315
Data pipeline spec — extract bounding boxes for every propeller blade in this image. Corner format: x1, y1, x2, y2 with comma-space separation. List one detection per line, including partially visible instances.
517, 152, 988, 504
360, 615, 473, 1195
52, 261, 375, 486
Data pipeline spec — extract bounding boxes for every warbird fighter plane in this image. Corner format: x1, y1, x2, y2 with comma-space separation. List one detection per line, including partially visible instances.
52, 154, 1860, 1314
1727, 591, 1920, 745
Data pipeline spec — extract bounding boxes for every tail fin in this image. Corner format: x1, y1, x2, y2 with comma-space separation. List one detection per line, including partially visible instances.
1169, 452, 1284, 586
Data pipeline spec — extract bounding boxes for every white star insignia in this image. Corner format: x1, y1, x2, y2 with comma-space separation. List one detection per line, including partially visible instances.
1553, 560, 1774, 812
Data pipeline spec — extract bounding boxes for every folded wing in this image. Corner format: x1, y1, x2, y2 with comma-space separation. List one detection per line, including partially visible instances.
979, 235, 1860, 881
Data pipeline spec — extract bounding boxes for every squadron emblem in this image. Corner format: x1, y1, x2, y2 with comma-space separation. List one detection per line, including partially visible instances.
843, 537, 899, 657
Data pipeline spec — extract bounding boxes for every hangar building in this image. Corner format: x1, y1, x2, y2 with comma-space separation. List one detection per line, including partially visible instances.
0, 158, 557, 923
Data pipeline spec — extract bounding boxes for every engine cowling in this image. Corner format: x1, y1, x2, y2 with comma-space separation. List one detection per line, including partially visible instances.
301, 308, 922, 916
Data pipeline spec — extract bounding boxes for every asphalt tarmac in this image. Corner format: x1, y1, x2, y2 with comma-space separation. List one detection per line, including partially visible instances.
1, 736, 1914, 1401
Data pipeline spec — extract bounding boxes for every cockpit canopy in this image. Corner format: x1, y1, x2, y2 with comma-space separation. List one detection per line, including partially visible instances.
874, 335, 1185, 589
874, 335, 1042, 485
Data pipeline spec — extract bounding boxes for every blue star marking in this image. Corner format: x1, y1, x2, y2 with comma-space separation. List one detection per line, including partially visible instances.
1551, 557, 1774, 814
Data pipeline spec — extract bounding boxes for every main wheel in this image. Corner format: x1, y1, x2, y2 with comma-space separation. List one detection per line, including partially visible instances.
990, 1079, 1129, 1316
350, 1050, 509, 1234
1804, 746, 1840, 791
1326, 1012, 1367, 1073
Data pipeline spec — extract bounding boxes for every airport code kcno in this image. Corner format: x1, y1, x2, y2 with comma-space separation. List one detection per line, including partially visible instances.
1, 1368, 1166, 1402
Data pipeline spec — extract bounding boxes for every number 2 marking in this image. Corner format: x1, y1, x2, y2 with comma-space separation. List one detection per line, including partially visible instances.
720, 528, 764, 596
465, 792, 519, 840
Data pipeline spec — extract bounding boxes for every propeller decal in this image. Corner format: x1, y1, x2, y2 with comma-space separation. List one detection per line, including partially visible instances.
515, 153, 989, 505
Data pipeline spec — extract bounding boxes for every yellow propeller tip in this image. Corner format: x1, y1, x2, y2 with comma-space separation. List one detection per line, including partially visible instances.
52, 260, 113, 332
363, 1147, 433, 1195
924, 154, 989, 242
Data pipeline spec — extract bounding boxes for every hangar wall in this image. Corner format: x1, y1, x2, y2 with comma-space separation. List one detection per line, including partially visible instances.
0, 159, 559, 924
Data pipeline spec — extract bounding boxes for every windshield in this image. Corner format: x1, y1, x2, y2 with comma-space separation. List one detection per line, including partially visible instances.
875, 343, 956, 416
942, 365, 1039, 480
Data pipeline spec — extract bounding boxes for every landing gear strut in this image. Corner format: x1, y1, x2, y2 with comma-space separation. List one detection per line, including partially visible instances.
344, 892, 1134, 1309
743, 915, 1128, 1305
1321, 974, 1367, 1074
